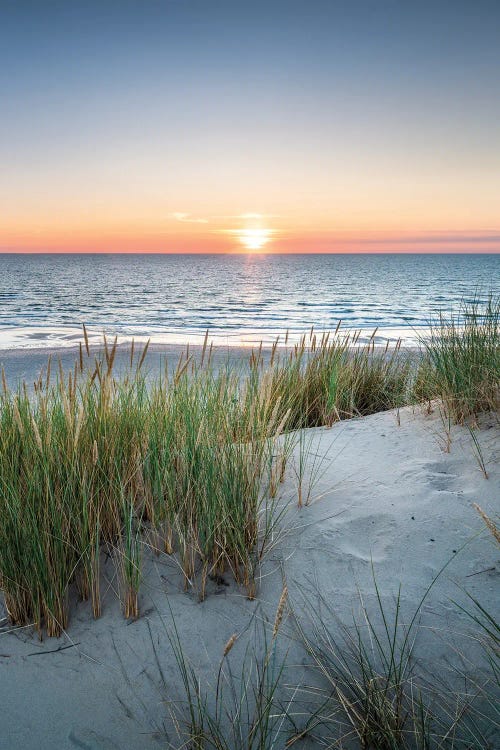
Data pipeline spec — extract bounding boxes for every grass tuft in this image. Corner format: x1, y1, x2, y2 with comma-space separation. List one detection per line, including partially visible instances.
418, 295, 500, 423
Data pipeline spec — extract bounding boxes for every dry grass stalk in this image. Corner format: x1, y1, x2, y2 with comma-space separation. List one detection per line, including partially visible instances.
273, 584, 288, 638
473, 503, 500, 545
223, 633, 237, 656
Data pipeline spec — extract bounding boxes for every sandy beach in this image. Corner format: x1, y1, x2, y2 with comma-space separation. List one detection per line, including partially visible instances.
0, 341, 251, 390
2, 0, 500, 745
0, 325, 423, 389
0, 404, 498, 749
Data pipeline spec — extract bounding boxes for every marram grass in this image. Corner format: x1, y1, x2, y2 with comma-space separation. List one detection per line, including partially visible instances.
0, 299, 497, 637
0, 338, 291, 636
417, 295, 500, 423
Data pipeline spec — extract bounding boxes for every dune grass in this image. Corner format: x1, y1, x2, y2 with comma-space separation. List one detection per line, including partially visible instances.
417, 295, 499, 423
167, 593, 290, 750
0, 327, 412, 637
0, 298, 497, 636
0, 339, 288, 636
292, 578, 499, 749
164, 566, 499, 750
256, 330, 411, 429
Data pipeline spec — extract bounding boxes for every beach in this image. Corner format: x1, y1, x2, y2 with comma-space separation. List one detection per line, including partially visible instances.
0, 285, 498, 750
3, 0, 500, 745
0, 403, 498, 749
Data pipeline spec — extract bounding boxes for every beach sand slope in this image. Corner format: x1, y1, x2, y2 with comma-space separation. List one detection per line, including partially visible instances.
0, 406, 498, 749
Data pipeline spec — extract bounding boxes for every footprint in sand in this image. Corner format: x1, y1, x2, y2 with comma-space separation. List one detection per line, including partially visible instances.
426, 471, 457, 492
68, 729, 121, 750
335, 515, 397, 563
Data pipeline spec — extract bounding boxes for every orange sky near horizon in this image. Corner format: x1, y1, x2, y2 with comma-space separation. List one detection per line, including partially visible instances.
2, 164, 499, 253
2, 216, 499, 254
2, 230, 499, 254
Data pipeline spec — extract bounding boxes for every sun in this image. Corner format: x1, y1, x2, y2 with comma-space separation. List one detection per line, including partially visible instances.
237, 228, 272, 251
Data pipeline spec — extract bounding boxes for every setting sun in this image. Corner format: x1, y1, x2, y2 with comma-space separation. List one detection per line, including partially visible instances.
237, 228, 272, 251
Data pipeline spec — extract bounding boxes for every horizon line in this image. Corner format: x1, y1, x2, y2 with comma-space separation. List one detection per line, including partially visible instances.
0, 250, 499, 256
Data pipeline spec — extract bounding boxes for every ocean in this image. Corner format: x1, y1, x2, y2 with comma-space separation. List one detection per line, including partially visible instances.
0, 253, 498, 350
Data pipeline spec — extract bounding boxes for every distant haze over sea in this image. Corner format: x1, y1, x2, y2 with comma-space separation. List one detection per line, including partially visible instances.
0, 253, 498, 350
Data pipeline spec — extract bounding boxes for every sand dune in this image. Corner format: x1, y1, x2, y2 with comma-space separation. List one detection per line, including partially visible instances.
0, 406, 498, 749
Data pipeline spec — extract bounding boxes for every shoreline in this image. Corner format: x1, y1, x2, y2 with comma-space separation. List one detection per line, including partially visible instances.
0, 323, 427, 352
0, 335, 421, 390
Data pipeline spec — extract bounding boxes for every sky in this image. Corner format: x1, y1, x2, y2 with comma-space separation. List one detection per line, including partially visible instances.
1, 0, 499, 253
